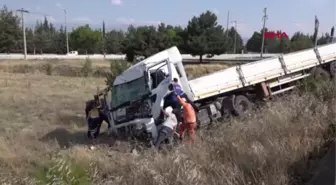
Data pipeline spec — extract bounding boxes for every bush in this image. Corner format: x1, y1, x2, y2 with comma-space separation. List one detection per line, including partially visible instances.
11, 64, 35, 73
81, 58, 93, 77
299, 75, 335, 101
105, 60, 131, 85
34, 155, 91, 185
43, 63, 53, 75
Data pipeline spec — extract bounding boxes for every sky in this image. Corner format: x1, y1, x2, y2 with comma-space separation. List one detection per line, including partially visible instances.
2, 0, 336, 38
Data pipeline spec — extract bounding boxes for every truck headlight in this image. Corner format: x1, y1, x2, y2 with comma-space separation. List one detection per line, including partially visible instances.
116, 108, 126, 117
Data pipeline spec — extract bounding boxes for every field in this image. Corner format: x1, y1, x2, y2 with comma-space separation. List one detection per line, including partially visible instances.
0, 59, 229, 79
0, 59, 334, 185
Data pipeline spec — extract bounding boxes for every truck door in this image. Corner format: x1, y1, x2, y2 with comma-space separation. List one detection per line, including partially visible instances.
147, 60, 170, 119
166, 60, 180, 84
147, 59, 181, 119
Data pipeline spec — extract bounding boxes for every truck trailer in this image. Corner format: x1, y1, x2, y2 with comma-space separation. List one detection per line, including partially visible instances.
99, 42, 336, 143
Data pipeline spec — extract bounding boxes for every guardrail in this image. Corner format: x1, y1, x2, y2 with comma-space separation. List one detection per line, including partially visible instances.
0, 53, 281, 61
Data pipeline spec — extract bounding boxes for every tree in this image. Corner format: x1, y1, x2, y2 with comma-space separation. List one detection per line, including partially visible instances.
121, 25, 163, 62
246, 29, 292, 54
184, 10, 226, 62
278, 37, 290, 53
70, 25, 103, 54
0, 6, 22, 53
246, 31, 262, 53
225, 27, 243, 53
290, 32, 313, 51
25, 27, 35, 54
52, 26, 67, 54
317, 33, 331, 45
0, 6, 333, 56
34, 17, 58, 54
105, 30, 124, 54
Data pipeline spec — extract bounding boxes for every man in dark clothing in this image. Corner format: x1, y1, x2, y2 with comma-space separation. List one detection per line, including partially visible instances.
85, 99, 110, 139
170, 78, 199, 112
162, 78, 198, 124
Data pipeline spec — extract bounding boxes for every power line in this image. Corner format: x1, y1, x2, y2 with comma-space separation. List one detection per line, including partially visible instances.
28, 11, 53, 17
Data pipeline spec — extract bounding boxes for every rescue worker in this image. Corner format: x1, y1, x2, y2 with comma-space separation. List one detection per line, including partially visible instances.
176, 94, 197, 144
153, 106, 178, 148
85, 99, 110, 139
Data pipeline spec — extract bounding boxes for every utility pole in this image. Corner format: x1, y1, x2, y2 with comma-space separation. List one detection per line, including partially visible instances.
314, 15, 319, 47
102, 21, 106, 59
330, 26, 335, 43
17, 8, 29, 60
64, 9, 69, 54
226, 10, 230, 38
231, 21, 237, 53
260, 7, 267, 57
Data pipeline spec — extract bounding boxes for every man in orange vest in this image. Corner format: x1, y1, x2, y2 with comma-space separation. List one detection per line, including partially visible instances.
176, 94, 197, 144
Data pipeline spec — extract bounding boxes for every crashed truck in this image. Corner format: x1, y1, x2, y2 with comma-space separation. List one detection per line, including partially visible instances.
90, 41, 336, 144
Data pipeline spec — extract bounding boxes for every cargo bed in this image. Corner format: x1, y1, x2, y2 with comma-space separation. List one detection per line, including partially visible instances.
189, 43, 336, 100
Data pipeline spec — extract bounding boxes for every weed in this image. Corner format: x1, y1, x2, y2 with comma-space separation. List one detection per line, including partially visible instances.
81, 58, 93, 77
105, 60, 130, 85
44, 63, 53, 75
34, 154, 91, 185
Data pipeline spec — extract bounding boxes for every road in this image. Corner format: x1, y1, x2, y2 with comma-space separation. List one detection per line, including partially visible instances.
182, 57, 273, 65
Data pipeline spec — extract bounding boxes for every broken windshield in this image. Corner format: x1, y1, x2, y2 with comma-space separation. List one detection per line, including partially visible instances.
111, 76, 148, 109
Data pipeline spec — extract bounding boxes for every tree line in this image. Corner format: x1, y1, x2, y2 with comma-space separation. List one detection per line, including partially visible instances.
0, 5, 334, 62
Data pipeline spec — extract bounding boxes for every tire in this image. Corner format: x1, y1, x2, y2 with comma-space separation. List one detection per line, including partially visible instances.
312, 67, 330, 81
329, 61, 336, 77
221, 96, 234, 119
232, 95, 253, 117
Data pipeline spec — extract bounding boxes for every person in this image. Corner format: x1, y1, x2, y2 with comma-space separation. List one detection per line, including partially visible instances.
153, 106, 178, 149
176, 95, 197, 144
171, 78, 199, 112
85, 99, 110, 139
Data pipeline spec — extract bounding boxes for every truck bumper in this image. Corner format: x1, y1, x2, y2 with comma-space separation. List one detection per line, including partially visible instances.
112, 118, 158, 141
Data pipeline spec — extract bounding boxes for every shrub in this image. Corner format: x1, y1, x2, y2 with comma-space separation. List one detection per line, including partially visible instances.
299, 75, 335, 101
81, 58, 93, 77
44, 63, 53, 75
105, 60, 131, 85
34, 155, 91, 185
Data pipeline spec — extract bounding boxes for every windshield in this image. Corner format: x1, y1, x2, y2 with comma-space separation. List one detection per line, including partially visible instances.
111, 76, 148, 109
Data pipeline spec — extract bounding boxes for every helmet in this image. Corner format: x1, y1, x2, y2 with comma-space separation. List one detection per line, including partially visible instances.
165, 106, 173, 114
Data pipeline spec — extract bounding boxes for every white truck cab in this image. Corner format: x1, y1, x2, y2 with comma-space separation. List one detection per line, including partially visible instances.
109, 46, 192, 141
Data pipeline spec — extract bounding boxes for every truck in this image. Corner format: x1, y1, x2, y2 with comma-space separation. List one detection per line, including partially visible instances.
91, 41, 336, 144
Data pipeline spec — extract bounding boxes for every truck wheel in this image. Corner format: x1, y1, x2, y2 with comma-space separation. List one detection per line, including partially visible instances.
221, 96, 234, 119
232, 95, 252, 117
329, 61, 336, 77
312, 67, 330, 81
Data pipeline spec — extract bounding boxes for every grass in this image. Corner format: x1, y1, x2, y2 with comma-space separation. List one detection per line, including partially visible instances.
0, 59, 229, 79
0, 59, 334, 184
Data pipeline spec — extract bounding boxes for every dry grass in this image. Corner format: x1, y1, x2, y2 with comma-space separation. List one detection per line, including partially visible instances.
184, 64, 229, 79
0, 59, 229, 79
0, 60, 334, 185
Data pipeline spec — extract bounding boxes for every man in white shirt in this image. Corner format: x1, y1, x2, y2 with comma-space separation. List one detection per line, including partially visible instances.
153, 106, 178, 148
